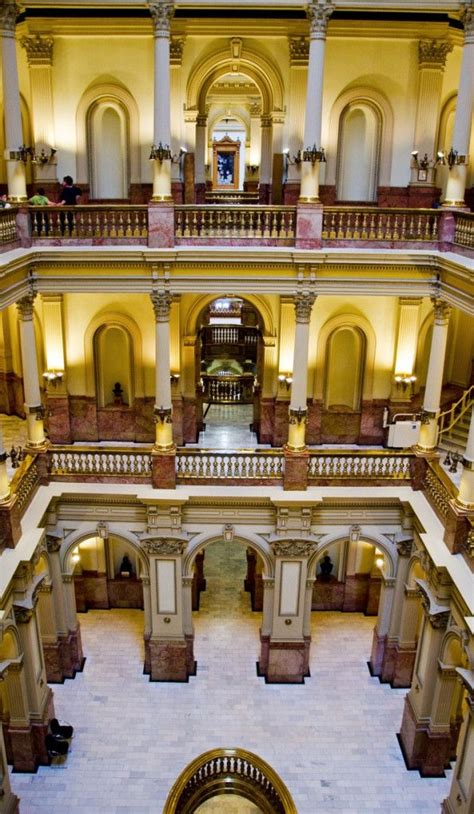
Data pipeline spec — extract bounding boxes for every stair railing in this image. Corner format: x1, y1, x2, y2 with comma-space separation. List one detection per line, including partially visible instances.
437, 385, 474, 441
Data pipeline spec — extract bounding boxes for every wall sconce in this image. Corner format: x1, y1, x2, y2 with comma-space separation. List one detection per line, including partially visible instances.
71, 547, 81, 564
171, 147, 187, 164
278, 373, 293, 390
282, 148, 301, 166
7, 145, 33, 163
301, 145, 326, 164
4, 446, 25, 469
43, 369, 64, 387
394, 374, 416, 393
170, 372, 180, 385
246, 164, 260, 174
149, 142, 172, 162
436, 147, 469, 170
410, 150, 444, 181
349, 524, 361, 543
31, 147, 57, 165
223, 523, 234, 542
375, 550, 384, 570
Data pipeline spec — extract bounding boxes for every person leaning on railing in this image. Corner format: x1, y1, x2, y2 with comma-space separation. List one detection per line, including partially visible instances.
28, 187, 56, 236
57, 175, 82, 235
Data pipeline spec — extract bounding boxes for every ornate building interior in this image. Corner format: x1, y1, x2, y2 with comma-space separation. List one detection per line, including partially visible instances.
0, 0, 473, 812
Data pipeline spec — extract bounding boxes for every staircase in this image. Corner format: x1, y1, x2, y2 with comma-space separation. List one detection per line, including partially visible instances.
438, 386, 473, 452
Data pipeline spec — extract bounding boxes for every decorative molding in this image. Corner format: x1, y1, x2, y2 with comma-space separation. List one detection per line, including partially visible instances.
46, 533, 62, 554
148, 1, 174, 35
17, 293, 36, 321
170, 36, 184, 66
415, 579, 450, 630
20, 34, 54, 66
13, 605, 33, 624
432, 298, 451, 325
396, 537, 413, 557
0, 1, 19, 35
306, 0, 334, 38
271, 540, 316, 557
142, 537, 187, 555
418, 39, 452, 69
460, 0, 474, 39
289, 36, 309, 65
150, 290, 173, 322
294, 292, 316, 323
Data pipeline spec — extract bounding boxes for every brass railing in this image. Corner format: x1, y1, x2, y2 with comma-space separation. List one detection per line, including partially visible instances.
29, 205, 148, 241
49, 446, 152, 479
322, 207, 440, 242
163, 747, 297, 814
438, 385, 474, 440
9, 454, 41, 517
308, 451, 412, 480
424, 460, 457, 521
0, 207, 18, 245
201, 373, 254, 403
454, 211, 474, 248
175, 205, 296, 242
176, 449, 284, 481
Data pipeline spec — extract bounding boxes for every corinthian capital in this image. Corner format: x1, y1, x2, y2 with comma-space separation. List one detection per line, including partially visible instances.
0, 1, 20, 34
21, 34, 54, 65
306, 0, 334, 37
294, 292, 316, 323
17, 293, 36, 321
148, 1, 174, 35
460, 1, 474, 38
418, 39, 452, 69
432, 298, 451, 324
151, 290, 173, 321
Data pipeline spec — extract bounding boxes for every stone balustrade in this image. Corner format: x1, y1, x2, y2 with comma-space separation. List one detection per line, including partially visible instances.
322, 207, 441, 246
0, 206, 19, 249
29, 205, 148, 244
175, 205, 296, 245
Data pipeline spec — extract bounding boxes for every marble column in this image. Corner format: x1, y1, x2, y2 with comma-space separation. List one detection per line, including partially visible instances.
259, 540, 316, 683
287, 292, 316, 451
0, 0, 27, 201
259, 114, 273, 203
417, 299, 451, 453
369, 575, 396, 676
16, 294, 47, 449
398, 590, 451, 776
2, 656, 37, 772
410, 40, 452, 192
148, 1, 174, 201
379, 537, 414, 684
0, 421, 10, 500
285, 38, 308, 201
41, 294, 71, 443
20, 34, 58, 185
150, 291, 175, 453
456, 405, 474, 507
61, 573, 85, 673
443, 2, 474, 207
442, 669, 474, 814
391, 297, 422, 403
194, 114, 207, 202
299, 0, 333, 202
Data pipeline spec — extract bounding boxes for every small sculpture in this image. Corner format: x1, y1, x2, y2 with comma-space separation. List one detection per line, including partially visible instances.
319, 553, 334, 580
119, 554, 133, 577
112, 382, 124, 405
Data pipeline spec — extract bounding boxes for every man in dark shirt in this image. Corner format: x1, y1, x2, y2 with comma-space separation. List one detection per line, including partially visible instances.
58, 175, 82, 234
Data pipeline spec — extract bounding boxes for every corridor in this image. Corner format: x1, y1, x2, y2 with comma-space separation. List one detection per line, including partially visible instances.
10, 540, 451, 814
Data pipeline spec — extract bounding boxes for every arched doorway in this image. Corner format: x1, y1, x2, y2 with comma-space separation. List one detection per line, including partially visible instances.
197, 297, 264, 446
87, 98, 130, 199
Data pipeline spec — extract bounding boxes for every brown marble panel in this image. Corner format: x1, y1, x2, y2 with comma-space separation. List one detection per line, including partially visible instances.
97, 406, 136, 441
8, 726, 39, 772
369, 629, 387, 677
306, 400, 322, 445
265, 641, 307, 684
342, 574, 370, 612
283, 448, 309, 491
366, 577, 381, 616
0, 372, 24, 415
399, 695, 451, 776
46, 396, 72, 443
134, 397, 155, 443
312, 578, 344, 611
75, 573, 109, 610
143, 633, 151, 675
359, 400, 386, 445
43, 640, 64, 683
321, 410, 361, 444
171, 396, 183, 446
182, 397, 199, 443
107, 578, 144, 609
0, 503, 22, 552
147, 203, 175, 249
149, 639, 190, 682
259, 398, 276, 445
151, 450, 176, 489
69, 396, 98, 441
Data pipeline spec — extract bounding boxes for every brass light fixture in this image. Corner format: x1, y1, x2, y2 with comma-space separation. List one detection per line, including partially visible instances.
149, 142, 172, 161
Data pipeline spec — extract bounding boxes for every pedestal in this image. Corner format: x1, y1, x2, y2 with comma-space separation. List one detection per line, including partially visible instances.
0, 499, 22, 552
398, 694, 451, 776
443, 500, 471, 554
381, 640, 417, 687
148, 202, 175, 248
149, 638, 194, 682
295, 202, 323, 249
151, 448, 176, 489
283, 447, 309, 491
369, 629, 387, 677
258, 638, 308, 684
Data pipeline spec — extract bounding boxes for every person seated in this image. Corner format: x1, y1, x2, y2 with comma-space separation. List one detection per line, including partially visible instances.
45, 733, 69, 757
50, 717, 74, 739
119, 554, 133, 577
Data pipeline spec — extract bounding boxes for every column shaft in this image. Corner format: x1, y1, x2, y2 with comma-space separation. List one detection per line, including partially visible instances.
194, 115, 207, 185
17, 294, 46, 448
457, 405, 474, 506
151, 291, 174, 449
287, 292, 316, 450
418, 300, 451, 451
444, 6, 474, 206
149, 2, 174, 200
0, 2, 27, 200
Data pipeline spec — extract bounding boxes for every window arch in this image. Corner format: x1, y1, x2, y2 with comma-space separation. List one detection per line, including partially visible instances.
336, 102, 381, 201
94, 324, 134, 408
324, 326, 366, 411
87, 99, 129, 199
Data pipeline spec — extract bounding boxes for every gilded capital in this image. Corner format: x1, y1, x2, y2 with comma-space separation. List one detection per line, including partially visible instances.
432, 298, 451, 325
148, 1, 174, 35
418, 40, 452, 69
294, 291, 316, 323
289, 36, 309, 65
17, 293, 36, 321
460, 1, 474, 38
150, 291, 173, 322
306, 0, 334, 37
21, 34, 54, 65
0, 1, 20, 35
170, 36, 184, 66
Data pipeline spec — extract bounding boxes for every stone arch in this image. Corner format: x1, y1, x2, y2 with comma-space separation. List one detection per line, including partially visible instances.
87, 98, 130, 198
307, 530, 396, 581
326, 85, 394, 187
324, 324, 366, 410
440, 627, 470, 669
406, 552, 427, 588
313, 312, 376, 401
183, 530, 274, 579
187, 45, 284, 116
208, 107, 250, 139
0, 624, 21, 660
83, 310, 144, 399
76, 80, 141, 186
184, 293, 275, 338
61, 526, 149, 577
336, 100, 382, 201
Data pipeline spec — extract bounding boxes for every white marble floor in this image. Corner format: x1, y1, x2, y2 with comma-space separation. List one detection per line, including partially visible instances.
10, 541, 451, 814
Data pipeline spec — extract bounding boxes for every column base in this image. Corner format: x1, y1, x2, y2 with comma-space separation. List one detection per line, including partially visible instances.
381, 639, 417, 687
8, 726, 42, 773
283, 446, 309, 491
43, 640, 64, 683
151, 447, 176, 489
368, 628, 387, 677
0, 790, 20, 813
54, 627, 86, 681
143, 632, 151, 675
147, 202, 175, 248
149, 637, 196, 682
398, 694, 451, 776
257, 635, 309, 684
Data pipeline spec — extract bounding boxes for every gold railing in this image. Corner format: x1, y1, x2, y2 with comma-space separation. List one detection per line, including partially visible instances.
454, 211, 474, 248
0, 207, 18, 245
163, 747, 297, 814
322, 207, 440, 242
175, 205, 296, 241
9, 454, 41, 517
49, 446, 152, 479
438, 385, 474, 440
201, 373, 254, 403
29, 205, 148, 241
176, 449, 284, 481
308, 450, 412, 480
424, 460, 458, 521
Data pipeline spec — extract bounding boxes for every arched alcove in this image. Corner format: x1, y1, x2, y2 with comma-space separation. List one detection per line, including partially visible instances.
314, 312, 376, 403
94, 323, 134, 408
324, 325, 366, 410
336, 102, 381, 201
88, 100, 129, 199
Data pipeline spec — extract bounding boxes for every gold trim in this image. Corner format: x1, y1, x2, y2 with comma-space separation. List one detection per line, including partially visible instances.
163, 747, 297, 814
442, 200, 465, 207
150, 195, 174, 202
297, 196, 320, 203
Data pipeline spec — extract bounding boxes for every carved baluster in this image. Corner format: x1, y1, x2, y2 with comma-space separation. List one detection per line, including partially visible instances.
368, 213, 376, 239
117, 211, 124, 237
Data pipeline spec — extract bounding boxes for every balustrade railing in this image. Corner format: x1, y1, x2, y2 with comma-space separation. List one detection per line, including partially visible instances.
438, 385, 473, 441
424, 460, 457, 521
10, 454, 41, 517
176, 449, 284, 482
308, 451, 412, 480
29, 205, 148, 242
453, 211, 474, 249
49, 447, 152, 479
175, 205, 296, 242
0, 207, 18, 245
201, 373, 254, 403
322, 207, 440, 243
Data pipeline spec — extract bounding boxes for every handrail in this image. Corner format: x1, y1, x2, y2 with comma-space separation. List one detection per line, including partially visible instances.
29, 204, 148, 240
163, 747, 297, 814
0, 206, 19, 245
438, 385, 474, 438
453, 210, 474, 248
9, 453, 41, 517
49, 445, 152, 478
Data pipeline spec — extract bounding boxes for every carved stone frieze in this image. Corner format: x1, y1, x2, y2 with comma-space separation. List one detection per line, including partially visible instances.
272, 540, 317, 557
21, 34, 54, 65
13, 605, 33, 624
142, 537, 187, 555
294, 291, 316, 323
150, 290, 173, 321
396, 538, 413, 557
306, 0, 334, 37
289, 36, 309, 65
418, 39, 452, 69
